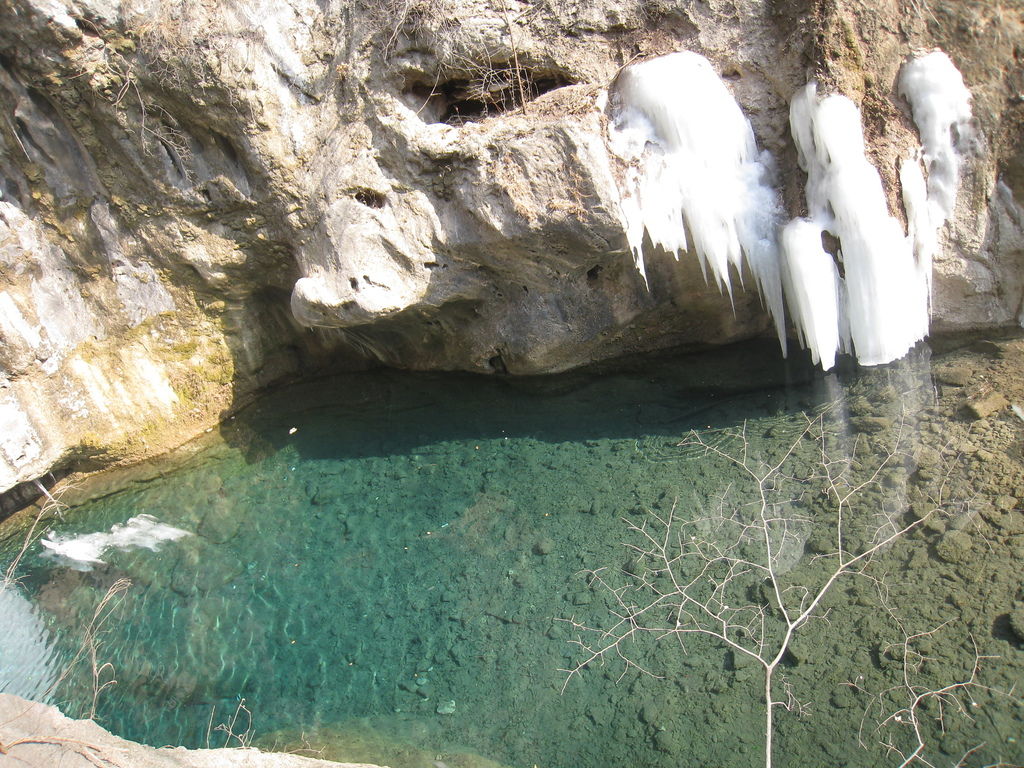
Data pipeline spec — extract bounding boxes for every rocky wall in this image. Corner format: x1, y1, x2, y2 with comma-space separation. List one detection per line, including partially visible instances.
0, 0, 1021, 495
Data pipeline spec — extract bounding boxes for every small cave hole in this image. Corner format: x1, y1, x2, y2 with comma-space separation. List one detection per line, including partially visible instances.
488, 352, 509, 375
991, 613, 1021, 646
352, 188, 387, 208
586, 264, 603, 282
404, 66, 574, 125
780, 648, 800, 668
349, 277, 359, 290
72, 15, 99, 35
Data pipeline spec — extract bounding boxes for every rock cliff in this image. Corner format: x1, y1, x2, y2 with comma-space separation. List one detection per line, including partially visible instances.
0, 0, 1022, 496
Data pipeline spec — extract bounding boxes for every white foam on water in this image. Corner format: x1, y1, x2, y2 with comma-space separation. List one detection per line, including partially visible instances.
607, 51, 788, 352
0, 583, 59, 703
41, 514, 191, 571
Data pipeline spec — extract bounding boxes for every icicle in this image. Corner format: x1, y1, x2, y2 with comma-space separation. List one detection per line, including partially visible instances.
898, 50, 973, 306
900, 152, 936, 303
899, 51, 973, 223
779, 218, 843, 370
607, 52, 788, 353
781, 83, 929, 368
604, 51, 972, 372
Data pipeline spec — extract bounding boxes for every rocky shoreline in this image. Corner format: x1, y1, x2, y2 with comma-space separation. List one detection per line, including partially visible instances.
0, 693, 383, 768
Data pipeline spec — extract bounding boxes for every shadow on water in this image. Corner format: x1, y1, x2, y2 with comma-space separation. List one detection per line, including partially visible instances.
217, 339, 867, 467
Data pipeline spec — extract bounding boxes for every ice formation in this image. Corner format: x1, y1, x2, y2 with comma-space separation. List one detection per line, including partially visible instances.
606, 50, 972, 370
779, 218, 844, 370
779, 54, 972, 368
781, 83, 931, 367
41, 514, 190, 571
898, 50, 974, 288
0, 583, 59, 703
607, 52, 787, 350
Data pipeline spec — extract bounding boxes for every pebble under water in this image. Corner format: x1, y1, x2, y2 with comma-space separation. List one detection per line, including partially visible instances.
1, 340, 1022, 768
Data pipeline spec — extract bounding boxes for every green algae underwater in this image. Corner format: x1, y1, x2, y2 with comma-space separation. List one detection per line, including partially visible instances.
1, 339, 1022, 768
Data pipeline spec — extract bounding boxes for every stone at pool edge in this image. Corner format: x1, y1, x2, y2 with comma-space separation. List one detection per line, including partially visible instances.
0, 693, 382, 768
966, 391, 1008, 420
935, 366, 972, 387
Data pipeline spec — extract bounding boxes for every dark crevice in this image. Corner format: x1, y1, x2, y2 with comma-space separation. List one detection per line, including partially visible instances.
158, 136, 187, 184
352, 187, 386, 208
12, 116, 45, 160
0, 470, 69, 521
820, 230, 845, 278
488, 351, 509, 374
404, 67, 574, 125
72, 15, 100, 36
214, 132, 243, 168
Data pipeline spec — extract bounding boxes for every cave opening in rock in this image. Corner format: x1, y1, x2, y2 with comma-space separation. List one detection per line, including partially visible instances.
404, 67, 573, 124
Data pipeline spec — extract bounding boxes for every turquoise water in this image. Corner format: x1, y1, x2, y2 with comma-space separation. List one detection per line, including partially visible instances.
1, 341, 1022, 768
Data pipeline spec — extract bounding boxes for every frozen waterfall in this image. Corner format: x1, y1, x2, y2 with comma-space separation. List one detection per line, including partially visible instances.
607, 52, 788, 353
782, 83, 930, 368
898, 50, 974, 298
607, 50, 972, 370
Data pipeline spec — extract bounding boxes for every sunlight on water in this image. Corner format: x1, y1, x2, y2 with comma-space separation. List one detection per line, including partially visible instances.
1, 341, 1021, 768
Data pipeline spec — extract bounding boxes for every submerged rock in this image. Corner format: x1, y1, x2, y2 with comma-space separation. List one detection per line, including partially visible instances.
532, 538, 555, 556
934, 530, 974, 564
436, 699, 457, 715
851, 416, 893, 434
1009, 605, 1024, 643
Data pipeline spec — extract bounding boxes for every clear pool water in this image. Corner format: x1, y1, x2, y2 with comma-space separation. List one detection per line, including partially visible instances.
1, 341, 1021, 768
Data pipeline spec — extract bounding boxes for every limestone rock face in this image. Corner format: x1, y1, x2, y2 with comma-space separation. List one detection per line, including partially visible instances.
0, 0, 1022, 494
